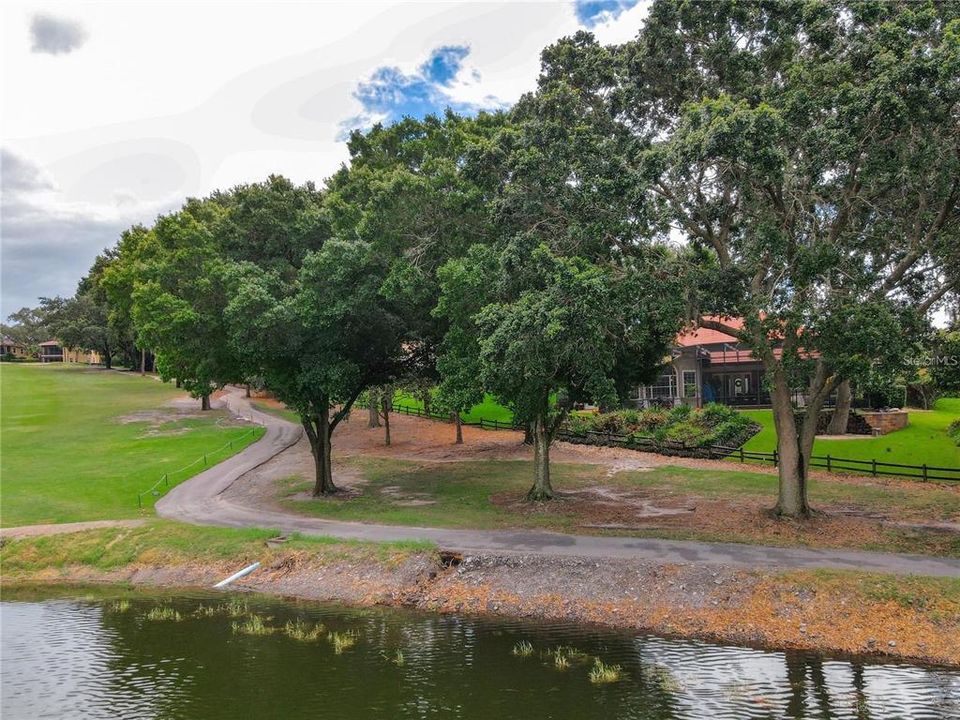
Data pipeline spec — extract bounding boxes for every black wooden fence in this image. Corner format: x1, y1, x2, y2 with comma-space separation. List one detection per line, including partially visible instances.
392, 403, 959, 482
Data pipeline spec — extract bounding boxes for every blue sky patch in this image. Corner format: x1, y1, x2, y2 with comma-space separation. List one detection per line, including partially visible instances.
573, 0, 640, 27
338, 44, 500, 139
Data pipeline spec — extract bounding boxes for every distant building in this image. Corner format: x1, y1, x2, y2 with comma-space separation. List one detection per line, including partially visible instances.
38, 340, 64, 362
38, 340, 102, 364
1, 336, 27, 358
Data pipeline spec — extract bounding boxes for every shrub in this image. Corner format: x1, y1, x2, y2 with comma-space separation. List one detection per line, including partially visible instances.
699, 402, 739, 427
662, 421, 705, 446
566, 415, 593, 435
635, 408, 669, 433
949, 419, 960, 447
708, 418, 750, 446
667, 404, 693, 422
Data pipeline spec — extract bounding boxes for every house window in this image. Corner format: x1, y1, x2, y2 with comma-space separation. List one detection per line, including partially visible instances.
682, 370, 697, 398
648, 372, 677, 399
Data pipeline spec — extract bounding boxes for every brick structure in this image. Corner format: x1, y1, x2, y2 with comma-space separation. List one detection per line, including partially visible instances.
860, 411, 909, 435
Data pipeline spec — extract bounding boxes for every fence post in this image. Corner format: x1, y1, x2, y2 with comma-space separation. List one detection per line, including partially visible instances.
203, 454, 207, 466
923, 464, 928, 482
871, 458, 877, 477
163, 473, 168, 487
772, 449, 778, 467
137, 493, 142, 509
739, 447, 744, 463
826, 454, 831, 472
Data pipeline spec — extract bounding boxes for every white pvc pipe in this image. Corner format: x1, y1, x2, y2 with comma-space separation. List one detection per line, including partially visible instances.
213, 561, 261, 588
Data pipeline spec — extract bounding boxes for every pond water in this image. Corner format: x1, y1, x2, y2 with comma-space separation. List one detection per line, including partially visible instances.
1, 588, 957, 719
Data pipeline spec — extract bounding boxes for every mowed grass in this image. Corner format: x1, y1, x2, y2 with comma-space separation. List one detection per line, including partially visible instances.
739, 397, 960, 470
0, 365, 263, 526
393, 391, 516, 424
255, 392, 517, 426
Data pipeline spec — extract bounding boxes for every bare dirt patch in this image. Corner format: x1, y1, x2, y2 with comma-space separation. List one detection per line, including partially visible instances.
225, 405, 960, 554
118, 396, 248, 438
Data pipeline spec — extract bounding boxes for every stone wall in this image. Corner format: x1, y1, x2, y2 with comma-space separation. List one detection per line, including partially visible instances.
859, 411, 909, 435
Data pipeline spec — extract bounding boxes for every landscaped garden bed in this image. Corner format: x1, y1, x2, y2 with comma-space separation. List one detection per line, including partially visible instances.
562, 404, 760, 458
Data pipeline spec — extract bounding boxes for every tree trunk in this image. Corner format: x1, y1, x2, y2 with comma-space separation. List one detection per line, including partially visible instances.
523, 422, 533, 445
526, 413, 554, 500
201, 394, 211, 411
245, 384, 251, 398
826, 379, 851, 434
769, 371, 810, 518
368, 396, 380, 427
769, 364, 833, 518
382, 395, 391, 446
306, 408, 336, 496
421, 390, 431, 417
175, 378, 181, 388
454, 412, 463, 444
139, 348, 146, 376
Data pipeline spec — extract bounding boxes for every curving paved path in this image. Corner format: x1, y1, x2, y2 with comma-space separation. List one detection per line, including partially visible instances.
155, 386, 960, 578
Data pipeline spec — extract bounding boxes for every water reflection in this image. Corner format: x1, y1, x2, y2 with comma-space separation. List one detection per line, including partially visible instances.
1, 590, 957, 720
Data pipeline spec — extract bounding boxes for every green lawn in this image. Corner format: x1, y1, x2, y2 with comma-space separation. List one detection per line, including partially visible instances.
393, 391, 515, 424
739, 397, 960, 470
0, 364, 263, 526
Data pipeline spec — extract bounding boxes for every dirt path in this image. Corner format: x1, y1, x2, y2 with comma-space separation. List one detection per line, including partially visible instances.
153, 387, 960, 578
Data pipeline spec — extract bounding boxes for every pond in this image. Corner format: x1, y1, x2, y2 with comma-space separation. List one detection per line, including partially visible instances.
1, 588, 957, 719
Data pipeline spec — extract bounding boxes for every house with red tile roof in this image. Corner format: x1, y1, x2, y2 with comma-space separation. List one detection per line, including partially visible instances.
629, 317, 807, 409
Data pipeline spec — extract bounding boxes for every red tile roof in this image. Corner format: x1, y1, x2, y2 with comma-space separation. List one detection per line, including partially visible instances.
677, 316, 744, 347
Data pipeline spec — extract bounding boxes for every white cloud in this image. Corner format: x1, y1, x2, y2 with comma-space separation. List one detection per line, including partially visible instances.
0, 0, 654, 314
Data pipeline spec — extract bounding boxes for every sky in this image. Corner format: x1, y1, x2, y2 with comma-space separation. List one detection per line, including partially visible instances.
0, 0, 650, 316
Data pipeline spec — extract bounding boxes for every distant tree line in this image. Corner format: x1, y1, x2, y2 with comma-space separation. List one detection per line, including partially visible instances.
5, 1, 957, 518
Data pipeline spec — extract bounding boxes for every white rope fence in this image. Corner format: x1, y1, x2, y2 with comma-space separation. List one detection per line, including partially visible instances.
136, 427, 259, 508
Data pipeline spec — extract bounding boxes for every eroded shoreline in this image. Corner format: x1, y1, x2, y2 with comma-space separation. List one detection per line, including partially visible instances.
5, 536, 958, 667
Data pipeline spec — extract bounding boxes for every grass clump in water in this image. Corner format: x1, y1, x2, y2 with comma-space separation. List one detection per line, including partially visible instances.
511, 640, 534, 657
327, 630, 359, 654
232, 614, 274, 636
381, 649, 405, 666
145, 606, 182, 622
224, 597, 249, 618
283, 619, 325, 642
552, 649, 571, 670
109, 599, 131, 613
193, 604, 220, 618
589, 659, 622, 684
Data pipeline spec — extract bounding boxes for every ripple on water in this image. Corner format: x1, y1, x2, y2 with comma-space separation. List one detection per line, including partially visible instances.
1, 593, 957, 720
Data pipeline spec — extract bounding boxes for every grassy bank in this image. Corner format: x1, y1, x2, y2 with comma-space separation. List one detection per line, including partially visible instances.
280, 456, 960, 556
0, 365, 263, 526
0, 520, 433, 576
740, 397, 960, 469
